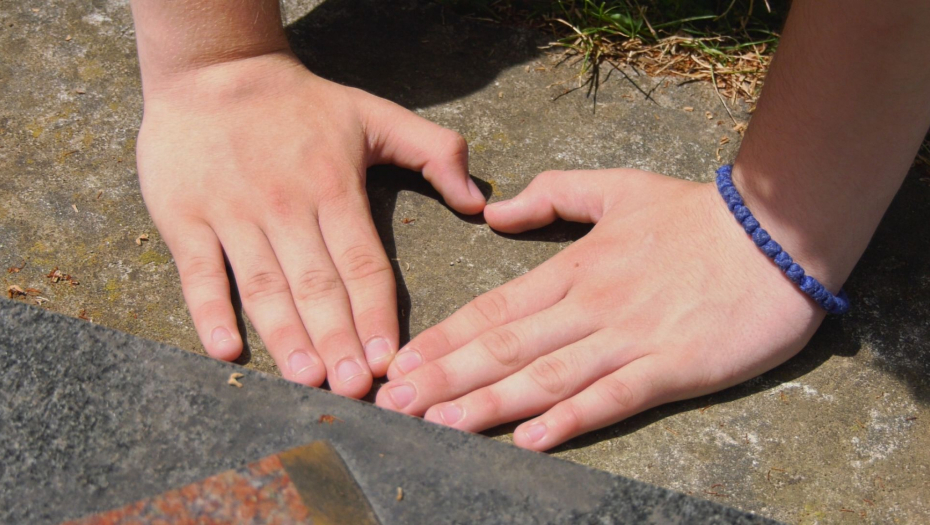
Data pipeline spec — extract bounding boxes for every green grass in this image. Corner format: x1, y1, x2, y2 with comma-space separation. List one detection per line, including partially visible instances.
440, 0, 930, 166
440, 0, 789, 104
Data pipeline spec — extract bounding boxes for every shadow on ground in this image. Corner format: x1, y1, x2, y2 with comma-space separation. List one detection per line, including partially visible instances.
286, 0, 543, 109
282, 0, 930, 445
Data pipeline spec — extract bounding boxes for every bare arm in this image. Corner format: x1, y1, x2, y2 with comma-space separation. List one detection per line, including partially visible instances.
376, 0, 930, 450
735, 0, 930, 292
131, 0, 290, 89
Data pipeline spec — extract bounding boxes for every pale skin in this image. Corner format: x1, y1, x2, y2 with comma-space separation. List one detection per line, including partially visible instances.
131, 1, 930, 450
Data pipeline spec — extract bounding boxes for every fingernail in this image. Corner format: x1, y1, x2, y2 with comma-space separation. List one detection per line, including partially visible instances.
211, 326, 238, 354
467, 178, 484, 201
394, 349, 423, 374
287, 350, 318, 376
523, 422, 547, 443
364, 337, 393, 363
336, 359, 365, 384
387, 382, 416, 409
439, 403, 464, 425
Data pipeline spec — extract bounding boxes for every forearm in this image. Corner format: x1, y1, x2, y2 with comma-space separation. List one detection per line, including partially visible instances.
733, 0, 930, 292
129, 0, 291, 96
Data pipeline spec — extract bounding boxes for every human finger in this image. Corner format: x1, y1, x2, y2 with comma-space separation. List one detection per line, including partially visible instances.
484, 170, 612, 233
385, 259, 573, 381
317, 188, 398, 377
216, 222, 327, 387
423, 330, 641, 432
364, 98, 485, 215
512, 356, 676, 451
375, 303, 594, 415
166, 219, 243, 361
261, 211, 373, 398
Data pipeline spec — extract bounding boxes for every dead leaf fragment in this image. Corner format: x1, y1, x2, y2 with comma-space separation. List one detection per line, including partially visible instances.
7, 285, 25, 299
46, 267, 79, 286
7, 261, 25, 274
72, 204, 79, 213
705, 111, 714, 119
396, 487, 404, 501
401, 218, 415, 224
24, 288, 41, 296
318, 414, 343, 424
227, 372, 244, 388
65, 35, 72, 41
683, 106, 694, 112
135, 233, 149, 246
75, 88, 86, 95
719, 136, 731, 146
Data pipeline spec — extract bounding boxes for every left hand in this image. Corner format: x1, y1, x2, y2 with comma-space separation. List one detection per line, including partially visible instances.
375, 168, 827, 451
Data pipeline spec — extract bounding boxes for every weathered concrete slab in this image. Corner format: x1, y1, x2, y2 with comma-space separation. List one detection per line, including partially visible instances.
0, 299, 768, 524
1, 0, 928, 523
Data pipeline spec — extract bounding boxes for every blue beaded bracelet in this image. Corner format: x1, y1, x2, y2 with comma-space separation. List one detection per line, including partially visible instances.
715, 165, 850, 315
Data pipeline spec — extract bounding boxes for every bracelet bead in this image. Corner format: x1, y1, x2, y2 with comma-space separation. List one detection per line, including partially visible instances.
715, 164, 850, 315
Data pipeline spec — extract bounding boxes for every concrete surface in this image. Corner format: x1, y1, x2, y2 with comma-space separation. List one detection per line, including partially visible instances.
1, 0, 928, 523
0, 299, 770, 524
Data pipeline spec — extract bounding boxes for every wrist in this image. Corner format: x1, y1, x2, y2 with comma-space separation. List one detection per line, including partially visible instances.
139, 50, 307, 112
728, 161, 861, 294
130, 0, 292, 98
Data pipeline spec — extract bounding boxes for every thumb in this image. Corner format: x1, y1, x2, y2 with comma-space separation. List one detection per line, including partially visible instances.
363, 98, 485, 215
484, 170, 609, 233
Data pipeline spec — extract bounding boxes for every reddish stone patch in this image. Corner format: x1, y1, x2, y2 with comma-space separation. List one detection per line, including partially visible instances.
63, 455, 311, 524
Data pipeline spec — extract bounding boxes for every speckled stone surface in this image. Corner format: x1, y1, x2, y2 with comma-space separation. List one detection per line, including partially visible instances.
1, 0, 929, 523
0, 300, 768, 524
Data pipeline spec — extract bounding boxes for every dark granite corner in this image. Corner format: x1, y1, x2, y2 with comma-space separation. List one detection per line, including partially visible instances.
0, 299, 772, 524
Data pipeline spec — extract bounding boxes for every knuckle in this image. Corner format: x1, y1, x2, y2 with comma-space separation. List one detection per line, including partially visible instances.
340, 244, 391, 283
528, 355, 574, 397
262, 186, 294, 218
267, 323, 307, 349
535, 170, 562, 185
559, 401, 586, 434
292, 268, 342, 304
472, 290, 511, 325
597, 376, 636, 411
316, 329, 359, 353
424, 360, 454, 390
440, 130, 468, 157
476, 388, 504, 417
480, 327, 524, 368
192, 297, 231, 321
316, 174, 354, 203
179, 255, 226, 288
240, 270, 291, 302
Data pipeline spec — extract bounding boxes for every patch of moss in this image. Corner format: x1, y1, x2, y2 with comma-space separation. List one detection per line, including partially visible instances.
139, 249, 170, 266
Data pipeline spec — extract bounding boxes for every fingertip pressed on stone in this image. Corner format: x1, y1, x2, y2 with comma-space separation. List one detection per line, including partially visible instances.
439, 403, 464, 425
364, 337, 393, 363
287, 349, 318, 377
523, 422, 547, 443
336, 359, 365, 384
210, 326, 239, 357
394, 349, 423, 374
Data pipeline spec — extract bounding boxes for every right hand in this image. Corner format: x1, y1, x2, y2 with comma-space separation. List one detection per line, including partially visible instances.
136, 52, 485, 397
